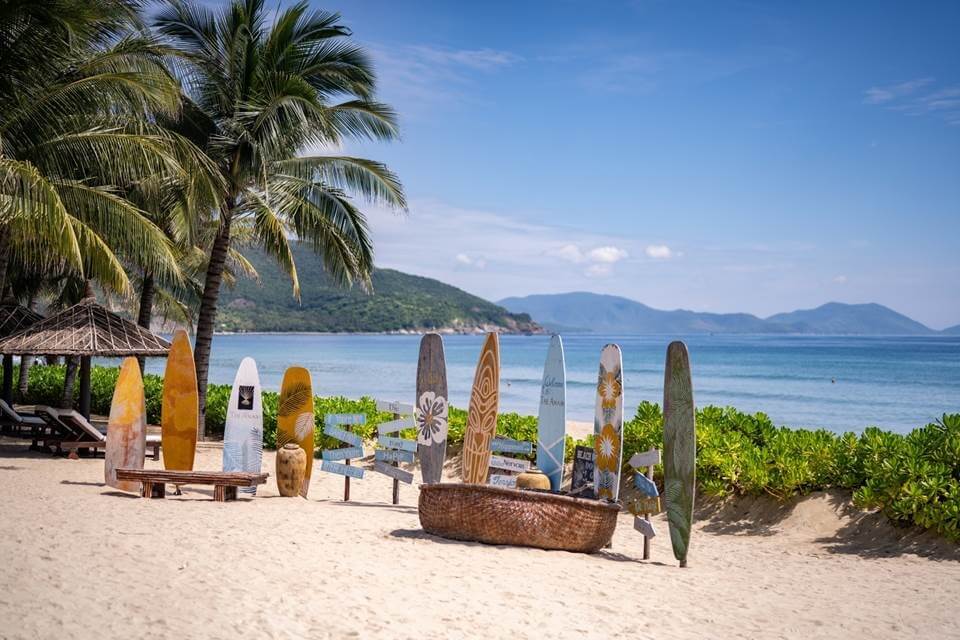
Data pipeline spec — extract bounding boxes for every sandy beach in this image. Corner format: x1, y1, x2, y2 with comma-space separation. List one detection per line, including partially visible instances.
1, 438, 957, 640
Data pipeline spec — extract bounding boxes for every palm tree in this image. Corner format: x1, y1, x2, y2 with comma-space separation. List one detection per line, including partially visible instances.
155, 0, 406, 432
0, 0, 220, 300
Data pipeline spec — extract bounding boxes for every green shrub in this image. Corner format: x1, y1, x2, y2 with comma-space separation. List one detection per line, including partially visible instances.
13, 364, 959, 541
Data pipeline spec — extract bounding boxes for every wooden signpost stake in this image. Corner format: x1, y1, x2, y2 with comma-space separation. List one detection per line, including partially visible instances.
628, 448, 662, 560
322, 414, 366, 501
374, 400, 416, 505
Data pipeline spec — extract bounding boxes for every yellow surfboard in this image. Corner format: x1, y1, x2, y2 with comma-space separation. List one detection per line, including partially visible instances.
105, 358, 147, 491
276, 367, 315, 497
161, 329, 198, 471
462, 333, 500, 483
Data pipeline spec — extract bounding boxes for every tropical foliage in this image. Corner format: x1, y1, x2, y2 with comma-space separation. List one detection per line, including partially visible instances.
19, 363, 960, 542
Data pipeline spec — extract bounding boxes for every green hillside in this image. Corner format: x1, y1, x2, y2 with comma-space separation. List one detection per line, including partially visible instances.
216, 245, 540, 334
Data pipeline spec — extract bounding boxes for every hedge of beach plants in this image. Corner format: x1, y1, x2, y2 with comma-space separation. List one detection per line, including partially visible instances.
16, 364, 959, 541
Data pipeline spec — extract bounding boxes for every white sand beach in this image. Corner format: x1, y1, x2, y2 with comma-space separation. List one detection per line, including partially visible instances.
1, 440, 957, 640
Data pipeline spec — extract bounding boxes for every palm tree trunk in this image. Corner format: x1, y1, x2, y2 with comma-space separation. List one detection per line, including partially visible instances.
194, 212, 233, 439
0, 228, 10, 296
17, 294, 38, 401
61, 356, 80, 409
136, 271, 155, 373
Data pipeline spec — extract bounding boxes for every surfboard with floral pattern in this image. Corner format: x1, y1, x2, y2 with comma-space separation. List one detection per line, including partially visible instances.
276, 367, 315, 497
593, 344, 623, 501
416, 333, 448, 484
462, 333, 499, 483
663, 341, 696, 567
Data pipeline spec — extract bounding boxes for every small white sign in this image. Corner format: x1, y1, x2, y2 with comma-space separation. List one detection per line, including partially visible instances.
489, 455, 531, 473
489, 474, 517, 488
377, 417, 415, 434
629, 448, 661, 469
376, 399, 414, 415
634, 516, 657, 538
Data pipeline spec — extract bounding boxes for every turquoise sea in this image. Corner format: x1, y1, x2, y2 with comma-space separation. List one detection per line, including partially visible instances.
145, 333, 960, 434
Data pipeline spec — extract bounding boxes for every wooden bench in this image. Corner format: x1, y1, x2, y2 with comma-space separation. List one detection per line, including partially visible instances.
115, 469, 269, 502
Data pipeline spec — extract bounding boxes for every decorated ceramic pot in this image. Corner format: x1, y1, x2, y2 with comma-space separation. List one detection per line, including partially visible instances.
277, 443, 306, 497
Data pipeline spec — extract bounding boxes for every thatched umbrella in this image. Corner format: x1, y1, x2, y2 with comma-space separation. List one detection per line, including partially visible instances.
0, 297, 171, 418
0, 300, 44, 403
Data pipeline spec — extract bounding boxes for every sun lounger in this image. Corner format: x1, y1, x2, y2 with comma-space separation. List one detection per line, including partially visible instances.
34, 406, 160, 460
0, 398, 47, 437
114, 469, 268, 501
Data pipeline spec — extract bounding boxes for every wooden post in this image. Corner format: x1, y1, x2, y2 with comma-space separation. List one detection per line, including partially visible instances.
344, 423, 351, 502
2, 355, 12, 404
391, 410, 400, 505
643, 463, 654, 560
78, 356, 91, 419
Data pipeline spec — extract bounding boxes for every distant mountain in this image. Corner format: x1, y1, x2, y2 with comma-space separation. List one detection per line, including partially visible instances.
943, 325, 960, 335
498, 293, 936, 335
217, 246, 541, 334
766, 302, 935, 336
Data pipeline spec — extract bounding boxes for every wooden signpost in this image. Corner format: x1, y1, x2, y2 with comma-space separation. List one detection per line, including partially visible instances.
374, 400, 416, 504
487, 438, 532, 487
628, 447, 661, 560
322, 413, 365, 501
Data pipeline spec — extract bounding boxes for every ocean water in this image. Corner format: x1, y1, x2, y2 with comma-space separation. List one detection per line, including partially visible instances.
142, 333, 960, 434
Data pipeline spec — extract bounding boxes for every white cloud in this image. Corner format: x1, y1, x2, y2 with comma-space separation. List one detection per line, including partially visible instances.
585, 264, 612, 278
587, 246, 628, 263
645, 244, 673, 259
833, 275, 848, 284
863, 77, 934, 104
548, 244, 585, 263
407, 46, 521, 71
455, 253, 486, 269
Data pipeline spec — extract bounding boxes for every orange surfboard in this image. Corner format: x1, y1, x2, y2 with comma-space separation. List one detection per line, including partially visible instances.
462, 333, 500, 483
161, 329, 198, 471
105, 357, 147, 491
276, 367, 315, 497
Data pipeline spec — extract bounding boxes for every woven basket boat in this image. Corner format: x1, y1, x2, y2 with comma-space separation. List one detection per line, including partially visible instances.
418, 483, 620, 553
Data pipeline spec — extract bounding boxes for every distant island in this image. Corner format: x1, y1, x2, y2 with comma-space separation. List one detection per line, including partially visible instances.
498, 292, 950, 336
216, 246, 541, 334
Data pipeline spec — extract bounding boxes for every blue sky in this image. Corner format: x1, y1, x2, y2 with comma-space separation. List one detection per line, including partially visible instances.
307, 0, 959, 328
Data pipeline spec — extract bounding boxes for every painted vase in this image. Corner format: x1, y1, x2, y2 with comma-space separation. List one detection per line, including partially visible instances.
277, 443, 307, 497
517, 468, 551, 491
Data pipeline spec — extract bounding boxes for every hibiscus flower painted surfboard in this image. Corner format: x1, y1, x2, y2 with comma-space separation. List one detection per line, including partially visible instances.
416, 333, 448, 484
663, 341, 696, 567
536, 335, 566, 492
462, 332, 500, 484
593, 344, 624, 501
105, 357, 147, 491
161, 329, 198, 472
223, 357, 263, 493
276, 367, 315, 497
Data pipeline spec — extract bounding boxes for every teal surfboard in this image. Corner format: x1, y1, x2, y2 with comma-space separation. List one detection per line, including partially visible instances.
536, 335, 566, 492
663, 341, 696, 567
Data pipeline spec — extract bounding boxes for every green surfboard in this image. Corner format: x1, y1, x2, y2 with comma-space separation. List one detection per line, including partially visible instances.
663, 341, 695, 567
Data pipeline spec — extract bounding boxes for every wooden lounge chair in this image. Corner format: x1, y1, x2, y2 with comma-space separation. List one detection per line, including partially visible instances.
115, 469, 268, 501
34, 406, 161, 460
0, 398, 47, 438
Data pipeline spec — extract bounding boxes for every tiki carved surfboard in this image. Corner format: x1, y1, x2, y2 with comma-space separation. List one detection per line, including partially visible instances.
276, 367, 315, 497
223, 357, 263, 493
537, 335, 566, 492
104, 357, 147, 491
663, 341, 696, 567
161, 329, 198, 472
462, 333, 499, 483
416, 333, 448, 484
593, 344, 624, 501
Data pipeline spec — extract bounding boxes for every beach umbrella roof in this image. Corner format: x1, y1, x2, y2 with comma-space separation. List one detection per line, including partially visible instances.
0, 297, 171, 357
0, 301, 44, 339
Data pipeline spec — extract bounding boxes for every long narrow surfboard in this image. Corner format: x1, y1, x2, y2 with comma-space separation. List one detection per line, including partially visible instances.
462, 333, 500, 484
663, 341, 696, 567
223, 357, 264, 493
161, 329, 198, 471
276, 367, 315, 497
536, 335, 566, 492
105, 357, 146, 491
593, 344, 624, 501
416, 333, 448, 484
